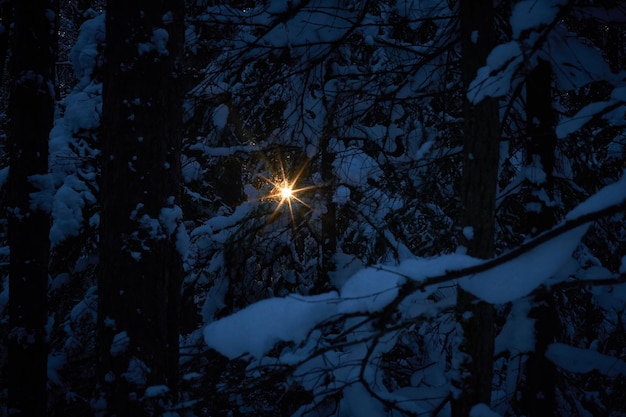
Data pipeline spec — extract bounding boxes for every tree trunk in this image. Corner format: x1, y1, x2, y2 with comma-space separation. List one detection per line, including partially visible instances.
520, 58, 559, 417
6, 1, 55, 415
452, 0, 500, 415
0, 0, 12, 84
316, 101, 338, 293
98, 1, 185, 415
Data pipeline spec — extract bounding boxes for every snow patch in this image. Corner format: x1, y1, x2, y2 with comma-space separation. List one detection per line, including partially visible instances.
333, 185, 350, 204
511, 0, 567, 39
0, 167, 8, 189
138, 28, 170, 56
546, 343, 626, 377
212, 104, 229, 130
339, 268, 404, 314
461, 174, 626, 303
122, 357, 150, 386
145, 385, 169, 398
69, 13, 105, 83
204, 292, 339, 359
470, 403, 503, 417
470, 30, 478, 44
110, 331, 130, 357
462, 226, 474, 241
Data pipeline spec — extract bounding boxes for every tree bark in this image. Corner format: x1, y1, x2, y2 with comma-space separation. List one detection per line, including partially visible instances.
520, 58, 559, 417
6, 1, 55, 415
317, 123, 336, 292
452, 0, 500, 415
0, 0, 12, 84
98, 1, 185, 415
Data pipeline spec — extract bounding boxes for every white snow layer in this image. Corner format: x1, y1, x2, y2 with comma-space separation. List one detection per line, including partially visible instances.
510, 0, 568, 39
204, 255, 477, 358
546, 343, 626, 377
470, 403, 504, 417
461, 174, 626, 303
69, 13, 105, 83
205, 174, 626, 359
204, 292, 339, 358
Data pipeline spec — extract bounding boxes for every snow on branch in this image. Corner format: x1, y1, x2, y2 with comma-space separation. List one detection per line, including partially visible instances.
546, 343, 626, 377
205, 175, 626, 361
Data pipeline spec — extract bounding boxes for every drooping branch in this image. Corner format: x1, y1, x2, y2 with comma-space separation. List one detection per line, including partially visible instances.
388, 197, 626, 305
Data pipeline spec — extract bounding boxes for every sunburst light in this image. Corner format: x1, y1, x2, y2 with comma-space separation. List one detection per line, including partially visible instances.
266, 158, 314, 226
279, 182, 293, 200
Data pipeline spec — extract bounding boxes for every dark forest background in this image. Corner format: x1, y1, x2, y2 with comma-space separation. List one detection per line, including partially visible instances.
0, 1, 625, 416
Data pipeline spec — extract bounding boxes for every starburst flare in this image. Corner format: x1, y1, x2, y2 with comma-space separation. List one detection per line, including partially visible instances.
265, 158, 314, 227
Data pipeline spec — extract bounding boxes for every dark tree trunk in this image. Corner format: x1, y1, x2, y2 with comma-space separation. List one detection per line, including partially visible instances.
6, 1, 55, 416
452, 0, 500, 415
316, 101, 338, 293
520, 58, 560, 417
526, 58, 557, 182
98, 1, 185, 415
318, 138, 336, 292
0, 0, 12, 84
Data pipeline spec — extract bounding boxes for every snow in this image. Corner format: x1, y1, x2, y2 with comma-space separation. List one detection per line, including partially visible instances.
557, 87, 626, 139
122, 357, 150, 386
46, 13, 103, 250
510, 0, 567, 39
162, 11, 174, 25
545, 343, 626, 377
152, 28, 169, 55
556, 100, 613, 139
138, 28, 170, 56
566, 172, 626, 219
548, 25, 615, 91
206, 174, 626, 360
468, 41, 522, 103
144, 385, 169, 398
204, 255, 479, 359
461, 174, 626, 303
0, 282, 8, 320
338, 268, 404, 314
494, 298, 535, 354
159, 203, 190, 256
28, 173, 55, 212
48, 351, 67, 386
69, 13, 105, 84
0, 166, 8, 189
342, 384, 386, 417
62, 87, 102, 132
181, 155, 203, 183
469, 0, 617, 104
29, 3, 624, 414
49, 175, 92, 245
470, 30, 478, 44
333, 185, 350, 204
110, 331, 130, 357
470, 403, 503, 417
68, 286, 97, 324
460, 223, 580, 304
204, 292, 339, 359
182, 372, 202, 381
333, 146, 382, 186
212, 104, 229, 130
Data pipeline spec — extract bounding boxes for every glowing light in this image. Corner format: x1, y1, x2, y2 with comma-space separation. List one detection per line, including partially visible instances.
264, 158, 315, 227
280, 183, 293, 200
